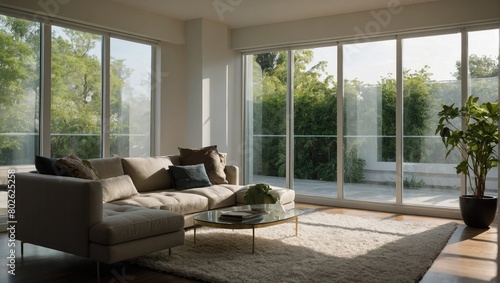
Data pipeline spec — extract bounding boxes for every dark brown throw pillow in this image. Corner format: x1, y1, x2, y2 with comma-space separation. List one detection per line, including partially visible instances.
178, 145, 228, 184
55, 155, 100, 180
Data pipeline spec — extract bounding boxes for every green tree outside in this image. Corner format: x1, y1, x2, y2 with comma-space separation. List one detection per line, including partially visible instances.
0, 16, 132, 164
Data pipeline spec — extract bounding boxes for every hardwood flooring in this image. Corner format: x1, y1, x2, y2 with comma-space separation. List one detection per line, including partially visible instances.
0, 203, 496, 282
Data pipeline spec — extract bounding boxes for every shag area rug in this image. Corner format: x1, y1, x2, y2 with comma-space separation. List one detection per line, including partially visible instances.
133, 212, 457, 283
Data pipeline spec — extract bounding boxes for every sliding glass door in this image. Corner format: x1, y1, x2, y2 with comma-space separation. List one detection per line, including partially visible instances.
245, 51, 287, 187
401, 33, 462, 208
244, 25, 499, 214
467, 28, 499, 197
292, 47, 338, 197
343, 40, 396, 203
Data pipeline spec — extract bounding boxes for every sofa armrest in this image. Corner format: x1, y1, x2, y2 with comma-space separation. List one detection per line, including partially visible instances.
225, 165, 239, 185
16, 173, 103, 258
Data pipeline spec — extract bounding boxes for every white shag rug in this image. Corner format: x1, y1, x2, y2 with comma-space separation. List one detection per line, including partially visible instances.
133, 211, 457, 283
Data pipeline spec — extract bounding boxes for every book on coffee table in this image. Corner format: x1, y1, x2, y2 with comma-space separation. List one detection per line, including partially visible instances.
219, 210, 265, 222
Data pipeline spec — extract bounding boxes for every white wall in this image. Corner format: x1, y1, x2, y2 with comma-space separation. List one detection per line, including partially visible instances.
184, 18, 241, 165
157, 41, 187, 155
231, 0, 500, 50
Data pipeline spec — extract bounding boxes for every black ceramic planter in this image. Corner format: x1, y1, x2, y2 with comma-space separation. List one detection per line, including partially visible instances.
459, 195, 498, 228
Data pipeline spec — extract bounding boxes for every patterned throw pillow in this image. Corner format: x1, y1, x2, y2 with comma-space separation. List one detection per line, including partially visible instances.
55, 155, 100, 180
178, 145, 228, 184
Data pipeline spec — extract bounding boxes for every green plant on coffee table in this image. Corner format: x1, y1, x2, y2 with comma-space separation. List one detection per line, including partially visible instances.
244, 183, 278, 204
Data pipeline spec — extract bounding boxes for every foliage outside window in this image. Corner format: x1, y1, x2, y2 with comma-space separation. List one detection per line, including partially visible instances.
0, 14, 153, 165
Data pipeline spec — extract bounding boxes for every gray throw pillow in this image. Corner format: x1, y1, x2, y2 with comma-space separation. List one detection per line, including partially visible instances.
169, 164, 212, 190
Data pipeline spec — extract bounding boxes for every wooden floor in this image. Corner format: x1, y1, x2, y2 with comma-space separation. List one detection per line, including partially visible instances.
0, 203, 497, 282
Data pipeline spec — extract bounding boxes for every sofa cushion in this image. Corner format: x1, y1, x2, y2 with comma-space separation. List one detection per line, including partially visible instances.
54, 155, 100, 180
121, 156, 173, 192
180, 184, 241, 209
101, 175, 139, 202
169, 164, 212, 190
178, 145, 228, 185
109, 190, 209, 215
88, 157, 124, 179
90, 204, 184, 245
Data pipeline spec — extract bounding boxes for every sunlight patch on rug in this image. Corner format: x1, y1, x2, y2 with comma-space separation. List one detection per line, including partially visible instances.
133, 212, 457, 283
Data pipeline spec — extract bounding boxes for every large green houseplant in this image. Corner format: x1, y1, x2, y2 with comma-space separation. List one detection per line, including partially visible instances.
436, 96, 499, 228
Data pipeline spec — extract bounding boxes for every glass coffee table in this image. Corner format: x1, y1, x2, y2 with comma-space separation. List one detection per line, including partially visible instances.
193, 204, 305, 254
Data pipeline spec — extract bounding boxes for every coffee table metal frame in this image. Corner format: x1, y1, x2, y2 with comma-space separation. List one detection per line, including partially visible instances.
193, 204, 304, 254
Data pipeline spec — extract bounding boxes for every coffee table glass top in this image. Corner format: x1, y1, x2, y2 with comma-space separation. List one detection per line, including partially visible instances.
194, 204, 304, 225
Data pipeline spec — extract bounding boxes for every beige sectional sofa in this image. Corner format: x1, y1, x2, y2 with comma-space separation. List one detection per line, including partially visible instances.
16, 153, 295, 267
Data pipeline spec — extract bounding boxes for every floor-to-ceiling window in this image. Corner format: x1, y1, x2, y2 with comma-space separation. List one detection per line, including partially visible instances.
467, 28, 500, 196
293, 46, 338, 196
0, 15, 40, 168
51, 26, 103, 159
110, 38, 152, 157
0, 12, 156, 165
245, 51, 288, 188
343, 40, 396, 203
244, 25, 499, 215
402, 33, 462, 208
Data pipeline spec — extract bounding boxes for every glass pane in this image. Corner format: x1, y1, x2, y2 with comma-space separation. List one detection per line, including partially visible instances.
343, 40, 396, 203
468, 29, 499, 197
293, 47, 337, 197
246, 52, 287, 187
110, 38, 151, 157
51, 26, 102, 158
0, 16, 40, 167
402, 33, 461, 207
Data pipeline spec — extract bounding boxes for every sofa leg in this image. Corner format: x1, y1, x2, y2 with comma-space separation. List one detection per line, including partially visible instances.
169, 248, 172, 256
20, 241, 24, 255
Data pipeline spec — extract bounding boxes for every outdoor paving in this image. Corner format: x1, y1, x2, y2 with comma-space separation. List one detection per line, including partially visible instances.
251, 175, 462, 208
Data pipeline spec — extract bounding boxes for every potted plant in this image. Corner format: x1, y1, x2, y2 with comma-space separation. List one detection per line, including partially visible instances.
436, 95, 498, 228
244, 183, 278, 204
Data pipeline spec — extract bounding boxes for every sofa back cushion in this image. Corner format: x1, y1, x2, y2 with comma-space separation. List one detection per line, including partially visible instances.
121, 156, 174, 192
88, 157, 124, 179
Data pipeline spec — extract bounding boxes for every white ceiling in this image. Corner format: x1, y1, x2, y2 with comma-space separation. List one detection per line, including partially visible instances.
108, 0, 439, 28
